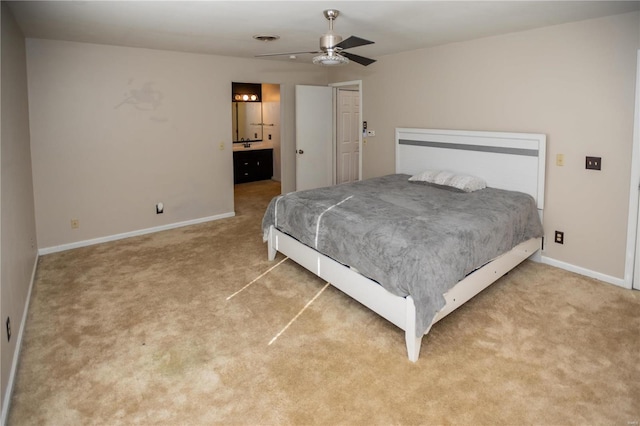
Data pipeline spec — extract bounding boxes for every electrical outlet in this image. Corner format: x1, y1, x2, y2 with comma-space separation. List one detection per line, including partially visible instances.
366, 130, 376, 137
556, 154, 564, 166
6, 317, 11, 342
219, 142, 225, 150
71, 219, 79, 229
586, 156, 601, 170
555, 231, 564, 245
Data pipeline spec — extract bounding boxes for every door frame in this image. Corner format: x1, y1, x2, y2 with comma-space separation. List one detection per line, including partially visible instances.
229, 82, 283, 182
330, 80, 363, 184
628, 50, 640, 290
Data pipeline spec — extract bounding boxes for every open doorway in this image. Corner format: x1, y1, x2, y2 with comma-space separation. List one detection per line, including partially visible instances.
295, 81, 363, 191
231, 82, 282, 212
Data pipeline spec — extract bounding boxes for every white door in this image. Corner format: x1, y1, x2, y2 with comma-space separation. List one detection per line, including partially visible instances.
295, 85, 333, 191
336, 89, 360, 184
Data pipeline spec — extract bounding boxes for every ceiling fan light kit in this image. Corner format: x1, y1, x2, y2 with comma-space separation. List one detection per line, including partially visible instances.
313, 52, 349, 66
255, 9, 376, 67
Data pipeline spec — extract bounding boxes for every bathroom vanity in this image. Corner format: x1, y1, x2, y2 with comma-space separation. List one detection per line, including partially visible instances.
233, 146, 273, 184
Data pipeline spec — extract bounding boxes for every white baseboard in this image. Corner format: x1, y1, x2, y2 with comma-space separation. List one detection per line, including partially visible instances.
540, 255, 629, 289
38, 212, 235, 255
1, 253, 38, 426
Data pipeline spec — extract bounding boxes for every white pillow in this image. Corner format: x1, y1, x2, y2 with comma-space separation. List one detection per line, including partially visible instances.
408, 170, 487, 192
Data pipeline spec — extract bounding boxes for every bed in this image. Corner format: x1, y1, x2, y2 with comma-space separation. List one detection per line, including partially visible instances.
262, 128, 546, 361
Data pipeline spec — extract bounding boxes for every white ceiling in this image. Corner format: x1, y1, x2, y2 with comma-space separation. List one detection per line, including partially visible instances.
7, 1, 640, 66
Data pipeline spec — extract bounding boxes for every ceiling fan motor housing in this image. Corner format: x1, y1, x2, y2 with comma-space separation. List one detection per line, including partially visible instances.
320, 9, 342, 52
320, 32, 343, 51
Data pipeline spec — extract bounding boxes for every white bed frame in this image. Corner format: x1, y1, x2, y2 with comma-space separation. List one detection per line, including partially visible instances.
267, 128, 546, 361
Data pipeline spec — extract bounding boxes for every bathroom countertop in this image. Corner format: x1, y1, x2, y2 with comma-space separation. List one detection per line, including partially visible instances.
232, 141, 273, 152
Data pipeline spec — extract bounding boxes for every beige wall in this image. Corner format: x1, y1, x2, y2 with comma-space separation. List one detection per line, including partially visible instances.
27, 39, 327, 250
0, 2, 38, 417
330, 12, 640, 280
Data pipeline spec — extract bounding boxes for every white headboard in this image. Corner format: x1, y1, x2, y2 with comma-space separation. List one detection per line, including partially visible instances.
396, 128, 546, 209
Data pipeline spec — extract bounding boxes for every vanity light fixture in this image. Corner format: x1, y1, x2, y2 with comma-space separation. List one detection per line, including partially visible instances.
234, 93, 259, 102
236, 94, 259, 101
233, 93, 257, 102
232, 82, 261, 102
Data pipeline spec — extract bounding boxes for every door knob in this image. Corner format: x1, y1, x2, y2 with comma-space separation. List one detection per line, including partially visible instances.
297, 149, 304, 154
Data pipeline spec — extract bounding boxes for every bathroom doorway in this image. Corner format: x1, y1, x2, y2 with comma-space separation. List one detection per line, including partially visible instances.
231, 82, 281, 212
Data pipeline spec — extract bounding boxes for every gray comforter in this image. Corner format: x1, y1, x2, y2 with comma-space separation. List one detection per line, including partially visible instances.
262, 174, 543, 336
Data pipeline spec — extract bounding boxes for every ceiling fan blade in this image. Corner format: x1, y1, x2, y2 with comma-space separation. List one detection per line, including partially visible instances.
256, 50, 321, 57
335, 36, 374, 50
341, 51, 376, 66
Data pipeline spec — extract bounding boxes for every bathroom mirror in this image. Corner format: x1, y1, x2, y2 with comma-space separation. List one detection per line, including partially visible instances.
232, 102, 263, 142
232, 82, 263, 143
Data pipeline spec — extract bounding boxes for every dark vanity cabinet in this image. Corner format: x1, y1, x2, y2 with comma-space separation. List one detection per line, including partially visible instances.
233, 149, 273, 184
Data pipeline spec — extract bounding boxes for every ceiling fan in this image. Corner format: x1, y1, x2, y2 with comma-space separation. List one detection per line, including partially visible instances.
256, 9, 376, 66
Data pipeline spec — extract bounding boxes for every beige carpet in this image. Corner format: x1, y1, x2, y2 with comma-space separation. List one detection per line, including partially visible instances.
8, 180, 640, 425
